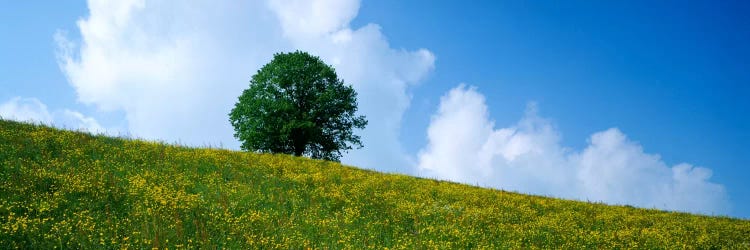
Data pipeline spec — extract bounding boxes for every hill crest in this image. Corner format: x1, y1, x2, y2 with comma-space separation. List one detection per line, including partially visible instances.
1, 119, 748, 248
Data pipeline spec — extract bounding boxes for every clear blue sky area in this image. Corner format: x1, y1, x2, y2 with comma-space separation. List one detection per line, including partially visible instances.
2, 1, 748, 217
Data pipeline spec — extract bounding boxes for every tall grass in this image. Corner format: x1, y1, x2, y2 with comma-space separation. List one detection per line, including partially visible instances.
1, 119, 748, 248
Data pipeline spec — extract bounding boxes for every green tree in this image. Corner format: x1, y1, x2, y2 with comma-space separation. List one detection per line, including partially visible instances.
229, 51, 367, 161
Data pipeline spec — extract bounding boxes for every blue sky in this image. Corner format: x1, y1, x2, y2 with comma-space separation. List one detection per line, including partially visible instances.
1, 1, 748, 218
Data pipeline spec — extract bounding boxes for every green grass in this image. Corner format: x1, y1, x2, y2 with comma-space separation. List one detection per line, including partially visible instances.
1, 119, 748, 248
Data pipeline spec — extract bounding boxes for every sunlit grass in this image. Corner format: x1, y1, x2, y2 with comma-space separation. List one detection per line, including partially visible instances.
1, 119, 748, 248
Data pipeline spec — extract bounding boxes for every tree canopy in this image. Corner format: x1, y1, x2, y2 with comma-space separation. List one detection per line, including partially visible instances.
229, 51, 367, 161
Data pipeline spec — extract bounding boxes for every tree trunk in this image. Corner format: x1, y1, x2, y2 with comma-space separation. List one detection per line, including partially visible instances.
292, 129, 306, 157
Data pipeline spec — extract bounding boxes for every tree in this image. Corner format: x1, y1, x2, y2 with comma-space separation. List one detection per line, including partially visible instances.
229, 51, 367, 161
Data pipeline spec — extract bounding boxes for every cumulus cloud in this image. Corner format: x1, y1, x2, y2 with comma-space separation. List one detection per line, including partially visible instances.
57, 109, 107, 133
56, 0, 284, 147
267, 0, 359, 38
56, 0, 434, 170
0, 97, 110, 134
417, 84, 730, 215
0, 97, 54, 124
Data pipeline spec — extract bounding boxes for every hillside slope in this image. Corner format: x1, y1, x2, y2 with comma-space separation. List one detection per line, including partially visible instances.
1, 119, 748, 248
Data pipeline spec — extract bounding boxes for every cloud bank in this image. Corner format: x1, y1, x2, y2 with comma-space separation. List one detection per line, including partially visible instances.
56, 0, 434, 170
417, 84, 730, 215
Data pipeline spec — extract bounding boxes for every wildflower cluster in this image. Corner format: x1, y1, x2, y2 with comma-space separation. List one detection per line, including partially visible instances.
0, 119, 748, 248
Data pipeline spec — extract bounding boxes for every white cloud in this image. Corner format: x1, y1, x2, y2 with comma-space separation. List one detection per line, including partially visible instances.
417, 84, 730, 215
267, 0, 359, 38
57, 1, 280, 147
0, 97, 54, 124
58, 109, 107, 133
56, 0, 434, 170
0, 97, 111, 134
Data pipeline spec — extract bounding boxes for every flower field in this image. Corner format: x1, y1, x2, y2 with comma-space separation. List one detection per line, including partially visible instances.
1, 119, 748, 248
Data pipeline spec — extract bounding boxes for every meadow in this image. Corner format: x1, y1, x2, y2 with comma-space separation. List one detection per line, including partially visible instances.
1, 119, 748, 248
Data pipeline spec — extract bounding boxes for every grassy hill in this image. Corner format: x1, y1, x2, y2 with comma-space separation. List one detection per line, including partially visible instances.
1, 119, 748, 249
